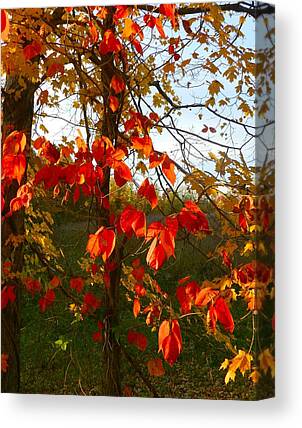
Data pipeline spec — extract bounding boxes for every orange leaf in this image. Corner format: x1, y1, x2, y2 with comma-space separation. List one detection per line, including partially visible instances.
86, 227, 116, 261
138, 178, 158, 209
3, 131, 26, 156
159, 4, 177, 28
131, 135, 153, 157
2, 154, 26, 185
110, 75, 125, 94
158, 319, 182, 366
120, 205, 146, 238
49, 276, 61, 289
99, 29, 122, 55
109, 95, 119, 112
195, 287, 218, 307
122, 18, 143, 40
162, 154, 176, 185
1, 353, 9, 373
133, 298, 140, 318
147, 358, 165, 377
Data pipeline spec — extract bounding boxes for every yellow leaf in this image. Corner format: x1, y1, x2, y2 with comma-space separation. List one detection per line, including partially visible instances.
259, 349, 275, 377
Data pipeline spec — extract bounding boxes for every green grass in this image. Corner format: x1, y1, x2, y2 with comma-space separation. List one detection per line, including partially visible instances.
19, 217, 274, 399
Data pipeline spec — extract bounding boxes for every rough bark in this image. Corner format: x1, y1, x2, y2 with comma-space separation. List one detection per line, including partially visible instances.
99, 7, 123, 397
1, 76, 36, 392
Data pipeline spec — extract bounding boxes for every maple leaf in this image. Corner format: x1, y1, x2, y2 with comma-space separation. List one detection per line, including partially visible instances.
147, 358, 165, 377
149, 151, 164, 168
208, 80, 224, 96
221, 350, 252, 384
127, 330, 147, 351
82, 292, 101, 314
86, 227, 116, 261
110, 75, 125, 94
70, 277, 85, 293
259, 348, 275, 377
134, 283, 146, 297
138, 178, 158, 209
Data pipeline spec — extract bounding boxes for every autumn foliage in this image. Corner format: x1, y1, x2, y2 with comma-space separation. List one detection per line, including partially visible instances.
1, 3, 275, 397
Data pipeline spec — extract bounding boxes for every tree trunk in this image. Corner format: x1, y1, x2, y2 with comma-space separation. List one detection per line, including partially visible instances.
99, 7, 123, 396
1, 76, 36, 392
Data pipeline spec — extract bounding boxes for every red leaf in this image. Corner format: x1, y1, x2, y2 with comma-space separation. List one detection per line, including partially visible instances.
49, 275, 61, 289
138, 178, 158, 209
3, 131, 26, 156
131, 135, 153, 157
146, 240, 166, 270
70, 277, 85, 293
110, 75, 125, 94
23, 40, 42, 61
159, 4, 177, 28
162, 154, 176, 185
23, 278, 42, 296
86, 227, 116, 261
127, 330, 147, 351
214, 297, 234, 333
47, 62, 64, 77
2, 154, 26, 185
120, 205, 146, 238
158, 319, 182, 366
99, 29, 122, 55
82, 292, 101, 314
134, 283, 146, 297
38, 289, 55, 313
1, 10, 9, 41
92, 331, 102, 342
1, 285, 16, 309
178, 200, 210, 234
109, 95, 119, 112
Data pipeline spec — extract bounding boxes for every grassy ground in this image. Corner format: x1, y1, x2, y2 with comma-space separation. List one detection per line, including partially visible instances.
19, 216, 274, 399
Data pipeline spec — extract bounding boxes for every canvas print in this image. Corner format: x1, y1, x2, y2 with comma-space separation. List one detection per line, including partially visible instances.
1, 2, 275, 399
